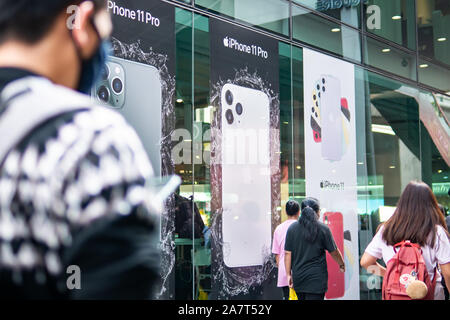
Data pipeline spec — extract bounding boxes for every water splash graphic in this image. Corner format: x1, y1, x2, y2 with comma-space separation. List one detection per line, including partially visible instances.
111, 37, 176, 299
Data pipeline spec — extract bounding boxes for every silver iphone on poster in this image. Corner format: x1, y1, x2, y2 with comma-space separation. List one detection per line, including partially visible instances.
92, 56, 162, 175
319, 74, 343, 162
221, 83, 272, 268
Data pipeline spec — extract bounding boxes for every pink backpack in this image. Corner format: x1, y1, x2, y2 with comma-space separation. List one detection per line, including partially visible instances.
382, 240, 436, 300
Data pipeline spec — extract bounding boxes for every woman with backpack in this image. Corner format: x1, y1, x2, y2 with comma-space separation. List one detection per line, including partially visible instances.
284, 198, 345, 300
360, 181, 450, 300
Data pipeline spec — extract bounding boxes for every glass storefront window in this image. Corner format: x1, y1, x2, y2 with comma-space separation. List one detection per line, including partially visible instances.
429, 139, 450, 211
363, 35, 417, 80
292, 46, 306, 200
357, 70, 423, 299
431, 150, 450, 212
293, 0, 361, 28
170, 5, 448, 300
366, 72, 421, 204
417, 91, 450, 195
417, 0, 450, 66
292, 4, 361, 62
191, 12, 214, 301
173, 7, 196, 300
363, 0, 416, 50
418, 59, 450, 92
434, 92, 450, 122
279, 42, 296, 218
195, 0, 290, 37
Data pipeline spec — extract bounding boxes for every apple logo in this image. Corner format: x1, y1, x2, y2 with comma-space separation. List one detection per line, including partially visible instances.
223, 36, 229, 48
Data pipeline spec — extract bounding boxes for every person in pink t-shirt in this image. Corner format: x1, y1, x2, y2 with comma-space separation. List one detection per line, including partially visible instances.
272, 200, 300, 300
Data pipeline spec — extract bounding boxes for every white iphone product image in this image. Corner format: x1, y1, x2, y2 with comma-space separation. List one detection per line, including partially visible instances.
220, 83, 272, 268
92, 56, 162, 176
319, 74, 343, 161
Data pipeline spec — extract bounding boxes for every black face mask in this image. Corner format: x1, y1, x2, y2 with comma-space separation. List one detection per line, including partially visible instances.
72, 19, 111, 94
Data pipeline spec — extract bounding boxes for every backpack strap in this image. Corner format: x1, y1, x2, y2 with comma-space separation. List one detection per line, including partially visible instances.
0, 76, 97, 166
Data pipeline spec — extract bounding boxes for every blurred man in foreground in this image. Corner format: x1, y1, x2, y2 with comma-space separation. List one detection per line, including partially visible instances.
0, 0, 168, 299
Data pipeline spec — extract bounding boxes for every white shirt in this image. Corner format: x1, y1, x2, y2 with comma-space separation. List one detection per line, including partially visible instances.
365, 225, 450, 299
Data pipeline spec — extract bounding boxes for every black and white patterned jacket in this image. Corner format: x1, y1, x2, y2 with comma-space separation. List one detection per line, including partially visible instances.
0, 69, 160, 299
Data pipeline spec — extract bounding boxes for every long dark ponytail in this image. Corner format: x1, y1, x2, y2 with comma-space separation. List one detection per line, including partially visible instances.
299, 198, 320, 242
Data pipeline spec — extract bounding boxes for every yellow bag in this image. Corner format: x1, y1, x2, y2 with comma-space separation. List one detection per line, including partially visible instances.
289, 288, 298, 300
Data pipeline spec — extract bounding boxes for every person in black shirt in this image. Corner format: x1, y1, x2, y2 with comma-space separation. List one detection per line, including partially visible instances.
284, 198, 345, 300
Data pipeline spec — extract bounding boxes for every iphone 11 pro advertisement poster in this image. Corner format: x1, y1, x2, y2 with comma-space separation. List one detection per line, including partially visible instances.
209, 18, 281, 299
96, 0, 175, 178
91, 0, 176, 299
303, 48, 359, 300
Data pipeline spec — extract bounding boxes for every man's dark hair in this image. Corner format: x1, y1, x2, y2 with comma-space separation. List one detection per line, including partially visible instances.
286, 200, 300, 217
0, 0, 106, 44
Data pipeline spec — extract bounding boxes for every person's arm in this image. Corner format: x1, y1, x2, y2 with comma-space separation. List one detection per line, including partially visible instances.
272, 228, 280, 267
360, 225, 386, 277
330, 249, 346, 273
360, 252, 386, 277
284, 250, 293, 288
440, 263, 450, 293
284, 226, 295, 288
323, 226, 345, 272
